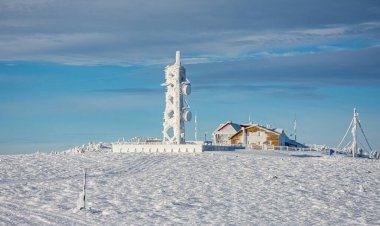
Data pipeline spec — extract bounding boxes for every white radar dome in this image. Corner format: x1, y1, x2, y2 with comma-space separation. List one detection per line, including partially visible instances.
182, 84, 191, 95
183, 110, 192, 122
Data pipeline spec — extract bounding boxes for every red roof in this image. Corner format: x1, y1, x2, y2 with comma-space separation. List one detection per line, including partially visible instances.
217, 122, 232, 132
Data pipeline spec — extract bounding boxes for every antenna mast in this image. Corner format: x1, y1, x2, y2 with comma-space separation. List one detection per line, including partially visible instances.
337, 107, 373, 156
351, 108, 358, 158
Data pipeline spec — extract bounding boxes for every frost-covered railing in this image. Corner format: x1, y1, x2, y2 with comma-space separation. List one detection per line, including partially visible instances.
202, 143, 244, 151
209, 142, 244, 147
272, 146, 319, 152
332, 147, 380, 159
248, 145, 321, 152
116, 137, 162, 145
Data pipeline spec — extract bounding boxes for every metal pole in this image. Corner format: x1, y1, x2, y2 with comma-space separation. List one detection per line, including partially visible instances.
195, 113, 198, 141
294, 117, 297, 142
352, 108, 358, 158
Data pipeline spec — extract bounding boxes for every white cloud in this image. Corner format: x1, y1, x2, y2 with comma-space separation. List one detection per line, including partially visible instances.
0, 0, 379, 65
300, 27, 348, 36
0, 32, 116, 54
234, 22, 380, 47
1, 21, 378, 66
0, 93, 162, 115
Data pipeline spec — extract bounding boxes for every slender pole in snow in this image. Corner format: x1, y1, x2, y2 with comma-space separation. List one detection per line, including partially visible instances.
83, 168, 87, 209
294, 116, 297, 142
195, 113, 198, 141
352, 108, 358, 158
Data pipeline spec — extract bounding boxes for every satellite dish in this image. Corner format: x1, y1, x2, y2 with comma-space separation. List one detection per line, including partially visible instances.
182, 84, 191, 95
183, 110, 192, 121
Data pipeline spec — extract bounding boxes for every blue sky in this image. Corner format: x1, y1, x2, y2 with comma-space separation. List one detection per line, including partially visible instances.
1, 0, 380, 154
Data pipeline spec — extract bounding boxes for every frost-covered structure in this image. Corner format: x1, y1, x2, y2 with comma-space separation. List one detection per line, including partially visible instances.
162, 51, 192, 144
112, 51, 236, 153
337, 108, 376, 157
213, 121, 305, 149
213, 121, 242, 145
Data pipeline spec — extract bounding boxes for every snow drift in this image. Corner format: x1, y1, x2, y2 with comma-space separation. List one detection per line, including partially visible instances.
0, 150, 379, 225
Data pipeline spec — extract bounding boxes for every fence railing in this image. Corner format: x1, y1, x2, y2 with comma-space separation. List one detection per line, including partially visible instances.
247, 144, 322, 152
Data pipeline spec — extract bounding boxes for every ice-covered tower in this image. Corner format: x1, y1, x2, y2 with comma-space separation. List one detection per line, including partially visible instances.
162, 51, 192, 144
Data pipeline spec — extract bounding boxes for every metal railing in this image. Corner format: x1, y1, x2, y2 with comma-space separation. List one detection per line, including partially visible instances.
248, 144, 322, 152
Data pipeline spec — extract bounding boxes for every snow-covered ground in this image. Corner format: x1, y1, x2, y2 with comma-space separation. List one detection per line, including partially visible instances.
0, 150, 379, 225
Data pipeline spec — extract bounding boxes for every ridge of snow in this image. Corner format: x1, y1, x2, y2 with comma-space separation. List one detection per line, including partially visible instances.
62, 142, 112, 154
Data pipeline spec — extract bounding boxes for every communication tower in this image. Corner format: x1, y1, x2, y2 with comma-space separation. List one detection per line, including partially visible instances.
162, 51, 192, 144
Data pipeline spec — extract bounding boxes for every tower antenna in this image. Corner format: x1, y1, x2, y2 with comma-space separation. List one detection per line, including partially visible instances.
352, 108, 358, 158
337, 107, 373, 157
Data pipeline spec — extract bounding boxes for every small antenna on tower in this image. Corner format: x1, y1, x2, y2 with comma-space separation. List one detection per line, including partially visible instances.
249, 113, 252, 124
175, 50, 181, 65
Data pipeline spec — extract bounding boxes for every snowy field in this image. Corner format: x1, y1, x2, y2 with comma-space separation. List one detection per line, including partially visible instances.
1, 150, 379, 225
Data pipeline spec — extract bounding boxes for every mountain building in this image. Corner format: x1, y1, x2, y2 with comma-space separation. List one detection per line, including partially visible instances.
212, 121, 305, 149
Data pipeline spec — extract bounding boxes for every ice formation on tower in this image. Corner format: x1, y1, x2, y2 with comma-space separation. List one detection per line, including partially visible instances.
162, 51, 192, 144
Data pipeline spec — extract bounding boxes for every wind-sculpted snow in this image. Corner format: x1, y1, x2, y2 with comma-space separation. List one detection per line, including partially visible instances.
62, 142, 112, 154
0, 151, 379, 225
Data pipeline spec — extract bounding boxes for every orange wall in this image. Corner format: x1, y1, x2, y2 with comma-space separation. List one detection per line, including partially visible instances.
231, 127, 280, 146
